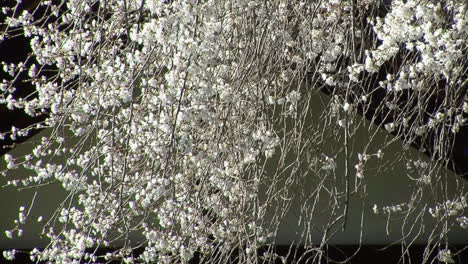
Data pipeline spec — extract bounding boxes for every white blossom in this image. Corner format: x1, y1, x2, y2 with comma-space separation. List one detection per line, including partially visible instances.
1, 0, 467, 262
438, 249, 455, 264
2, 249, 16, 260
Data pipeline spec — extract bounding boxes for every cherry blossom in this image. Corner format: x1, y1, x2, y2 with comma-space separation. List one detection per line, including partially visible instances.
1, 0, 467, 263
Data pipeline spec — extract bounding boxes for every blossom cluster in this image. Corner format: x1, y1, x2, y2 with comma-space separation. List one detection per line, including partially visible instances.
352, 0, 468, 154
428, 196, 467, 220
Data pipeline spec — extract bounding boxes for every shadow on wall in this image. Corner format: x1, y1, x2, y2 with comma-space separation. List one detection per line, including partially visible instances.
259, 90, 467, 245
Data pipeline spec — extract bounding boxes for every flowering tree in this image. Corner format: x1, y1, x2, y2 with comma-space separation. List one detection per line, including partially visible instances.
1, 0, 467, 263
